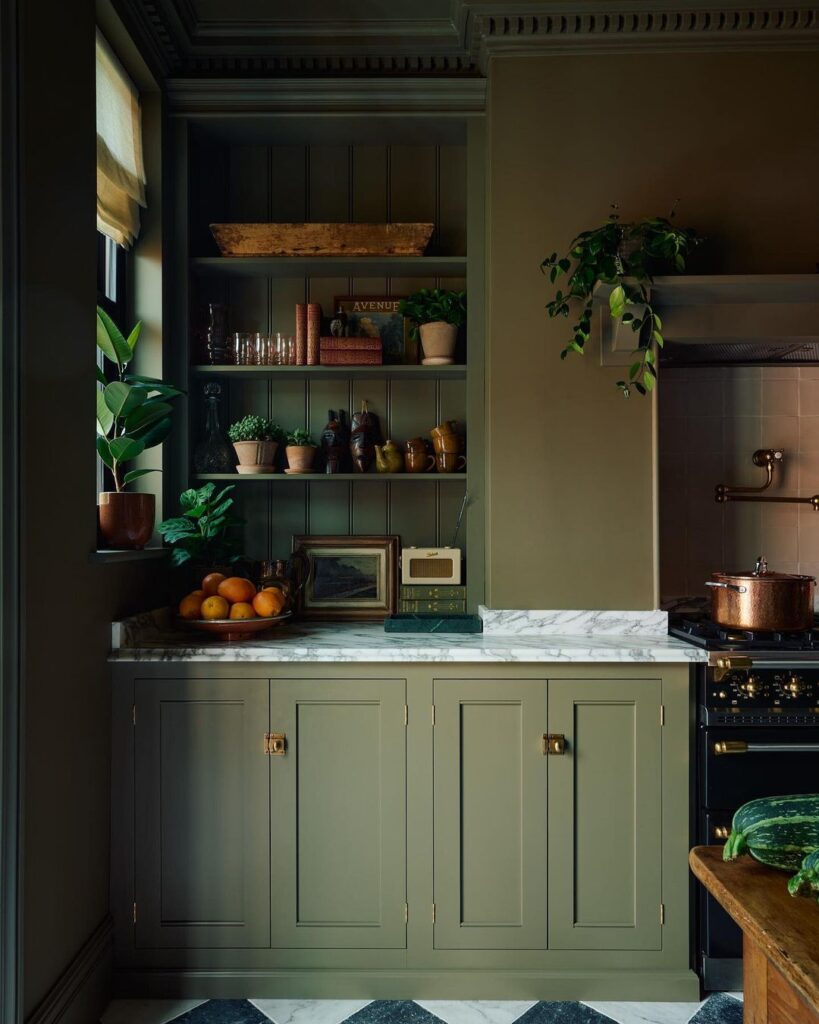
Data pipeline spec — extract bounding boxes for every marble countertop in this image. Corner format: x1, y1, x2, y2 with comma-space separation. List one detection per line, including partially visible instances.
110, 608, 707, 664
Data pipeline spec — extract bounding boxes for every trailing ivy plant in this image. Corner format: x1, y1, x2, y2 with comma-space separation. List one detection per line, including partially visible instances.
541, 206, 701, 397
95, 307, 184, 491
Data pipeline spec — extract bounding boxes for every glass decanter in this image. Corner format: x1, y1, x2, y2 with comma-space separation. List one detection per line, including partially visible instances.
193, 382, 236, 474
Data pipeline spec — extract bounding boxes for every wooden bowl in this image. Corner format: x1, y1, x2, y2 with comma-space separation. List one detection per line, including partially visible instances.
181, 611, 292, 642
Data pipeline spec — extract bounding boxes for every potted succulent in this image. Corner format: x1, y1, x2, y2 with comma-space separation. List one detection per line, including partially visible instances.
227, 414, 285, 474
96, 307, 183, 549
541, 205, 702, 397
284, 429, 318, 474
398, 288, 467, 366
157, 482, 245, 569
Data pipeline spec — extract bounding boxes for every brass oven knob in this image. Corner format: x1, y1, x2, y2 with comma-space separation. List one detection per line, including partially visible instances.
786, 675, 804, 695
741, 676, 760, 696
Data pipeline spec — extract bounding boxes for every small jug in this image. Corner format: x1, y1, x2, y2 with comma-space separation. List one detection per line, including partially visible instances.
404, 437, 436, 473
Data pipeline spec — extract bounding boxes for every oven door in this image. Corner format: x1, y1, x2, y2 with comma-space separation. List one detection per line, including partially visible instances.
702, 726, 819, 808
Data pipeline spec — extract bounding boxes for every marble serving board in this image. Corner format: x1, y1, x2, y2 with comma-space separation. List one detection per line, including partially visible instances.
110, 607, 706, 664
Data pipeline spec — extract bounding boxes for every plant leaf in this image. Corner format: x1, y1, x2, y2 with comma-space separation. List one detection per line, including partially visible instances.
96, 364, 107, 386
643, 371, 655, 391
126, 321, 142, 354
125, 400, 172, 434
104, 381, 145, 419
109, 436, 145, 463
123, 467, 160, 484
96, 389, 114, 436
96, 435, 113, 469
132, 416, 172, 450
96, 307, 132, 369
179, 488, 200, 511
609, 285, 626, 319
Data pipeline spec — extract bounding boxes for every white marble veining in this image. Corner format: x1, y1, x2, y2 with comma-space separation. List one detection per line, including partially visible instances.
110, 610, 706, 664
416, 1001, 538, 1024
479, 608, 669, 638
582, 1002, 703, 1024
250, 1000, 371, 1024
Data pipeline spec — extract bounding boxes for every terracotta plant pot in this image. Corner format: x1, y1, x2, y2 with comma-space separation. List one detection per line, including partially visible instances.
419, 321, 458, 366
232, 440, 278, 474
285, 445, 317, 474
98, 491, 155, 550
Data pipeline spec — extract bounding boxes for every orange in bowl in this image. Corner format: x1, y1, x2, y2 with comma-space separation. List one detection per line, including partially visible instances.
201, 595, 229, 620
201, 572, 226, 596
217, 576, 256, 605
254, 589, 286, 617
229, 601, 257, 620
179, 591, 204, 620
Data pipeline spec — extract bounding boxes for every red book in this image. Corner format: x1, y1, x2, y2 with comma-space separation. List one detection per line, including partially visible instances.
295, 304, 307, 365
306, 303, 321, 365
320, 349, 383, 366
320, 336, 383, 352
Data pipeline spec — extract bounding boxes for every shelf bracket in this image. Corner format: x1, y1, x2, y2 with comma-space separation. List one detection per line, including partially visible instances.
715, 449, 819, 510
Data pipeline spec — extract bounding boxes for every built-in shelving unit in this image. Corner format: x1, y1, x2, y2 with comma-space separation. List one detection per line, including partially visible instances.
167, 89, 485, 607
191, 256, 467, 279
190, 364, 466, 381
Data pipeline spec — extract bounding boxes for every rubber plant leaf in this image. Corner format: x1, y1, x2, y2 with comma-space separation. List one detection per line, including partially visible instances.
96, 307, 132, 369
123, 467, 160, 484
96, 390, 114, 436
109, 436, 145, 463
95, 435, 113, 469
104, 381, 146, 420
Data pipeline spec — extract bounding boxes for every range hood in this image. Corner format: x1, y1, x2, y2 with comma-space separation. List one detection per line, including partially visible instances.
599, 275, 819, 368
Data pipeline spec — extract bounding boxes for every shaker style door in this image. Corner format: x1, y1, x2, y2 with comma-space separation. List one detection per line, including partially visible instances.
270, 678, 407, 949
548, 678, 663, 951
133, 678, 271, 948
433, 678, 548, 949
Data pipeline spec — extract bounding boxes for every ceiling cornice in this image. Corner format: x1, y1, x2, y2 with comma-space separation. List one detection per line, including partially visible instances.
113, 1, 819, 80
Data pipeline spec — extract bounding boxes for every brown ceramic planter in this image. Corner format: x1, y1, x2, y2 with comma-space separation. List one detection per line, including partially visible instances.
232, 440, 278, 471
98, 491, 155, 550
285, 445, 317, 474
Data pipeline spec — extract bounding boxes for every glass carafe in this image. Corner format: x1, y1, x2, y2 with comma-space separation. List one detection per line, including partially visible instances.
193, 382, 236, 474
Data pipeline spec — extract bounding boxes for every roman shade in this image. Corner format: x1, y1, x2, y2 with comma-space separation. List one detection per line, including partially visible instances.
96, 29, 146, 248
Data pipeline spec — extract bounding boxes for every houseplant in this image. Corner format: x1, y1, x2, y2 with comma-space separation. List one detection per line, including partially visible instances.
227, 414, 285, 474
285, 429, 318, 474
398, 288, 467, 366
157, 483, 245, 568
541, 207, 701, 397
96, 307, 183, 548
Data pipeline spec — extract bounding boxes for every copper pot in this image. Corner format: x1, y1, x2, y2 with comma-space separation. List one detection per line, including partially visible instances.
706, 556, 815, 631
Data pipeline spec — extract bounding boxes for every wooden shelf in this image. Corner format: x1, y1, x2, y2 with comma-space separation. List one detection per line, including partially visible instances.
190, 255, 467, 279
194, 473, 467, 482
190, 364, 466, 381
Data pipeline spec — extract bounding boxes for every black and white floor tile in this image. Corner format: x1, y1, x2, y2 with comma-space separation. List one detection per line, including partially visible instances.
102, 993, 744, 1024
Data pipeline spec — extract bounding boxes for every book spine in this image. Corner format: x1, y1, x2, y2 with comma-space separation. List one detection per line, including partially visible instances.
399, 599, 467, 614
306, 303, 321, 365
399, 585, 466, 600
295, 304, 307, 365
320, 336, 383, 352
320, 351, 383, 366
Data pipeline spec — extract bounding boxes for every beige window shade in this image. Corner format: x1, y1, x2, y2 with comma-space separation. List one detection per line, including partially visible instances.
96, 29, 146, 248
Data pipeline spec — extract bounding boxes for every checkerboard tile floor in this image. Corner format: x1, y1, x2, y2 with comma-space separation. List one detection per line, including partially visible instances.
101, 993, 744, 1024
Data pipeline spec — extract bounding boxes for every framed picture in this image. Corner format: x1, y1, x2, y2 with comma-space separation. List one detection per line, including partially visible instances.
333, 295, 417, 364
292, 535, 400, 621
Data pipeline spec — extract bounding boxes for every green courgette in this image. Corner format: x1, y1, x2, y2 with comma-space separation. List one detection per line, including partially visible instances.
723, 795, 819, 871
788, 849, 819, 900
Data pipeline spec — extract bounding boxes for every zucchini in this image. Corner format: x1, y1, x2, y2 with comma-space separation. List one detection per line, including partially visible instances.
723, 795, 819, 871
788, 849, 819, 900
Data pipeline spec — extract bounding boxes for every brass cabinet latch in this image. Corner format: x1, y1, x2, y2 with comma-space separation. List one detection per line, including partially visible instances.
713, 740, 747, 756
264, 732, 287, 756
543, 733, 566, 755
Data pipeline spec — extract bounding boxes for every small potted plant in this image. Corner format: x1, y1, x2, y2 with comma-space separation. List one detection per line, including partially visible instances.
96, 307, 183, 549
158, 482, 245, 569
284, 429, 318, 474
541, 205, 701, 397
398, 288, 467, 366
227, 414, 285, 474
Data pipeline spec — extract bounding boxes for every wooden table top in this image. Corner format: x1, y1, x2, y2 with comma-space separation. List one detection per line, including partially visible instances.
690, 845, 819, 1012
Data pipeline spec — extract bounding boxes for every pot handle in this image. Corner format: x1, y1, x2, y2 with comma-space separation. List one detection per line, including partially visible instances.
705, 581, 748, 593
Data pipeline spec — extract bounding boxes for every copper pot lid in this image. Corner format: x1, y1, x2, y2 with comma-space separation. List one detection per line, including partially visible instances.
714, 555, 816, 583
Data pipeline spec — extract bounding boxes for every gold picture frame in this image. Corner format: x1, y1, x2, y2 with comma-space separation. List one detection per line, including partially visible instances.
292, 535, 400, 621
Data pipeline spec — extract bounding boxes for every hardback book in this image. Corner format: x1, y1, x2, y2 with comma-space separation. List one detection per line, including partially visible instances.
295, 304, 307, 365
398, 599, 467, 614
399, 585, 466, 600
320, 336, 383, 351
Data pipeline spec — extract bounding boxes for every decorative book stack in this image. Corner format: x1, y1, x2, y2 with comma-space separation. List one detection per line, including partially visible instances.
398, 585, 466, 614
319, 336, 383, 366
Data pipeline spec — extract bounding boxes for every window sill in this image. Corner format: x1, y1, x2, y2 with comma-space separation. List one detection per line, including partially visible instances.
90, 548, 168, 565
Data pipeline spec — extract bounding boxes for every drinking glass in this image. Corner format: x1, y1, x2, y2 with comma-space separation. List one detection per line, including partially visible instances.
285, 335, 296, 365
254, 331, 269, 366
233, 332, 251, 365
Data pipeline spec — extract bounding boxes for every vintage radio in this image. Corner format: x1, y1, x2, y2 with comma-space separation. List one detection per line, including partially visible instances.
400, 546, 462, 586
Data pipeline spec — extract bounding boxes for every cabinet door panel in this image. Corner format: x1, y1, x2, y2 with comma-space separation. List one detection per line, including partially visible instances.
134, 678, 270, 949
433, 678, 548, 949
270, 679, 406, 949
548, 678, 662, 951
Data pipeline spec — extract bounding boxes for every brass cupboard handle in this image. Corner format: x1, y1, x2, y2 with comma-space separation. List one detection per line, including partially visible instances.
714, 739, 819, 755
713, 741, 747, 755
265, 732, 287, 756
713, 825, 731, 840
543, 733, 566, 755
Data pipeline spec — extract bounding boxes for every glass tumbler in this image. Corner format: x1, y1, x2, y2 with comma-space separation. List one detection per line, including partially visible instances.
233, 332, 251, 365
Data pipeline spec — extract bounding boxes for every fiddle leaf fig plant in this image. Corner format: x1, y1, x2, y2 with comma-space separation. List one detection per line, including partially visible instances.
541, 206, 701, 397
157, 483, 245, 567
398, 288, 467, 341
95, 307, 184, 491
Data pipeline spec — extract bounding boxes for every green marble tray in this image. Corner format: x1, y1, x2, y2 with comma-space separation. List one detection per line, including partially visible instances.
384, 613, 483, 634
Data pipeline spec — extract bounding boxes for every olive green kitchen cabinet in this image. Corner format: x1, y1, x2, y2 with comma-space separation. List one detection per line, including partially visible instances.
111, 663, 696, 1000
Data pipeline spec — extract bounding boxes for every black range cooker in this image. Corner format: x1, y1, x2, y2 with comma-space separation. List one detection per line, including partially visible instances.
669, 615, 819, 992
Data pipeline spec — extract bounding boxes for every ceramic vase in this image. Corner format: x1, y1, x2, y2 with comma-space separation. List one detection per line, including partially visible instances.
98, 492, 155, 549
419, 321, 457, 366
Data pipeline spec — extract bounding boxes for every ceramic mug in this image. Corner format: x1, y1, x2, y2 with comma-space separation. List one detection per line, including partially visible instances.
435, 452, 467, 474
405, 450, 436, 473
432, 433, 463, 454
430, 420, 458, 441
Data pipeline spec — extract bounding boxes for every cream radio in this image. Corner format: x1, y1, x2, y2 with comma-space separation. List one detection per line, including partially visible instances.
401, 546, 462, 586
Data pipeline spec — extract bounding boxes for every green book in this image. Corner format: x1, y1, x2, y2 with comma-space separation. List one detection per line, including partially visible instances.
399, 599, 467, 614
399, 585, 466, 600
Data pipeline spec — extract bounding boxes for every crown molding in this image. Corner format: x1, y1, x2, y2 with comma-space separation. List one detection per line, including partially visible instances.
166, 76, 487, 115
113, 1, 819, 80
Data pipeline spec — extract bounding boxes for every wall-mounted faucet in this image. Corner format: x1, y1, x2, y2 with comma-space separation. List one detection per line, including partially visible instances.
715, 449, 819, 510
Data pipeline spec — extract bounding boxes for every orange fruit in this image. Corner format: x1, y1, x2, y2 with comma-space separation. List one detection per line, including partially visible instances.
202, 572, 226, 596
200, 595, 229, 620
217, 576, 256, 605
229, 601, 257, 620
179, 592, 204, 620
254, 589, 285, 617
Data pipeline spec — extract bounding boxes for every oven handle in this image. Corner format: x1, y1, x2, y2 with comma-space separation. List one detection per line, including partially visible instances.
714, 740, 819, 755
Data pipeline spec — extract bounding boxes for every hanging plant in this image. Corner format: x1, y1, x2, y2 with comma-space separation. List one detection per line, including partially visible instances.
541, 205, 702, 397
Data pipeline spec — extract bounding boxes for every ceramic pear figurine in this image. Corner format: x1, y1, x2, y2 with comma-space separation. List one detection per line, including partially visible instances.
374, 439, 403, 474
350, 400, 382, 474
